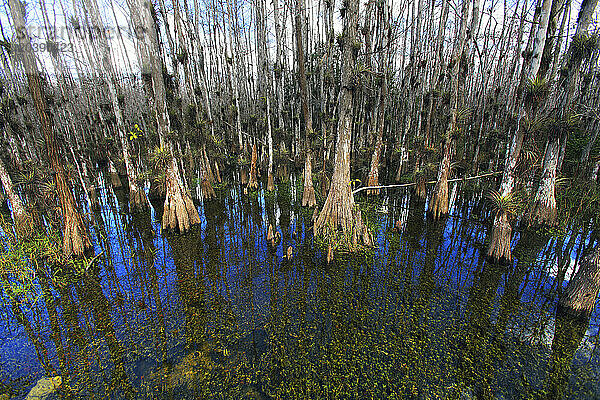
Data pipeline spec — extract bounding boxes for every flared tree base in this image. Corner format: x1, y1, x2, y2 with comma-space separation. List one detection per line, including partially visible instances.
427, 176, 449, 220
14, 211, 36, 241
315, 186, 372, 250
149, 177, 166, 203
414, 178, 427, 201
241, 168, 249, 185
129, 185, 149, 213
366, 171, 379, 196
63, 211, 93, 258
247, 179, 259, 191
162, 161, 201, 233
302, 185, 316, 207
202, 180, 216, 200
88, 188, 101, 212
558, 246, 600, 320
301, 154, 316, 207
247, 144, 259, 191
486, 211, 512, 265
110, 172, 123, 189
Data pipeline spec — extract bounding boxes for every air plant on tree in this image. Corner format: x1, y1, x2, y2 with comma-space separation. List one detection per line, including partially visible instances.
486, 190, 524, 265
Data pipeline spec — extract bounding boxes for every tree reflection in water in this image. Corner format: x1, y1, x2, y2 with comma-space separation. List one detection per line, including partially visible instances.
0, 184, 598, 399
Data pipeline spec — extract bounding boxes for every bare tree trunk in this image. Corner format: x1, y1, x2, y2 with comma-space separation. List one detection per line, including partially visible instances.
527, 0, 599, 226
254, 0, 275, 191
315, 0, 372, 248
487, 0, 554, 263
428, 0, 471, 219
8, 0, 91, 257
128, 0, 200, 232
273, 0, 284, 129
423, 0, 449, 148
296, 0, 316, 207
559, 244, 600, 318
82, 0, 148, 212
527, 134, 559, 225
0, 157, 35, 239
366, 0, 391, 196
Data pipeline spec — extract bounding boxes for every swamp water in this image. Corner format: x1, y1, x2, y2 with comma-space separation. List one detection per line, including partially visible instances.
0, 178, 599, 399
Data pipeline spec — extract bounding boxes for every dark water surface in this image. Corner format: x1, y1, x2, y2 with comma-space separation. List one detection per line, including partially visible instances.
1, 177, 599, 399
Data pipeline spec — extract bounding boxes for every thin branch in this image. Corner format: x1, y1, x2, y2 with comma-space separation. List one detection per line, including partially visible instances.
352, 171, 502, 195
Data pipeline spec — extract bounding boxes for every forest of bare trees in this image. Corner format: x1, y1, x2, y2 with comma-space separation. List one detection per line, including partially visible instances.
1, 0, 600, 328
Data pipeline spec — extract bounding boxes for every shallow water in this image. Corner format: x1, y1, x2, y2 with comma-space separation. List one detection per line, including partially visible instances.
1, 177, 599, 399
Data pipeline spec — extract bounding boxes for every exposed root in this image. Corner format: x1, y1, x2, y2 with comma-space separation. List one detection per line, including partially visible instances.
301, 153, 316, 207
486, 210, 512, 265
162, 158, 201, 233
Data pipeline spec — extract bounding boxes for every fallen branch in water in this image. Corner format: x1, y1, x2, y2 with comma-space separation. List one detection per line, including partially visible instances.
352, 171, 502, 195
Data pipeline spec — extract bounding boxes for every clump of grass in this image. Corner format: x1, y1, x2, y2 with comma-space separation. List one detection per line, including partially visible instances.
150, 146, 171, 169
525, 76, 549, 108
486, 190, 524, 216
